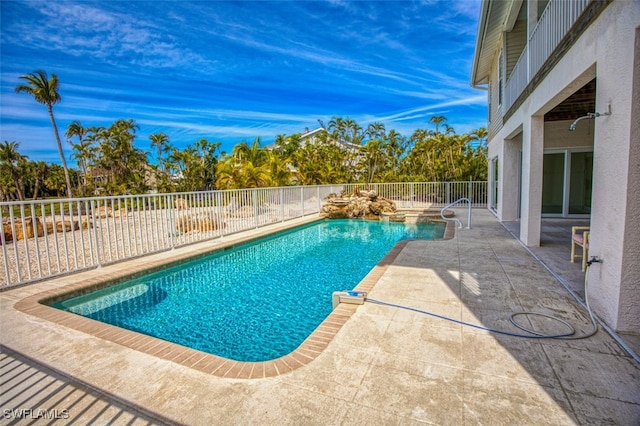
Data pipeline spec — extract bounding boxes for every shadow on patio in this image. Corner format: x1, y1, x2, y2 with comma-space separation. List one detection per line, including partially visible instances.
1, 210, 639, 424
502, 218, 640, 357
351, 210, 640, 424
0, 346, 178, 425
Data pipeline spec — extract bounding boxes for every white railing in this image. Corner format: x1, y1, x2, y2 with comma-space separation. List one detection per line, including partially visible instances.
0, 182, 487, 287
440, 198, 472, 229
342, 181, 487, 209
505, 45, 528, 111
504, 0, 591, 112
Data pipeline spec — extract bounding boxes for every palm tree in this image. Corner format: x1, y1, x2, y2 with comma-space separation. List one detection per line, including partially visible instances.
44, 164, 68, 197
385, 130, 406, 170
225, 137, 274, 188
149, 132, 170, 170
273, 133, 301, 160
0, 141, 28, 200
343, 118, 363, 145
429, 115, 447, 135
360, 139, 386, 183
70, 139, 95, 192
66, 121, 93, 192
469, 127, 488, 147
30, 161, 49, 199
15, 70, 73, 198
167, 148, 190, 183
215, 158, 244, 189
267, 151, 292, 187
65, 121, 87, 145
443, 124, 455, 135
365, 122, 386, 141
241, 162, 271, 188
231, 137, 269, 166
194, 138, 221, 190
93, 119, 148, 194
326, 116, 345, 141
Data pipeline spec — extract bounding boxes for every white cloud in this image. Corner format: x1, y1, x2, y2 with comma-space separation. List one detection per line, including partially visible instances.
1, 0, 487, 162
374, 95, 487, 123
6, 1, 214, 72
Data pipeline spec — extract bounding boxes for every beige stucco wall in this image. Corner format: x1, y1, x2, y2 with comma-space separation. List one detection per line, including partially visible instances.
586, 2, 639, 333
488, 0, 640, 333
619, 27, 640, 335
543, 120, 594, 150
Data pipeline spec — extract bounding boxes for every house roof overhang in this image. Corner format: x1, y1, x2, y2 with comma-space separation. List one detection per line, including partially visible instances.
470, 0, 522, 88
300, 127, 325, 139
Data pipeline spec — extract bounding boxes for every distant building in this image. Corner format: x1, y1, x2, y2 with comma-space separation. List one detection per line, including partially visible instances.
471, 1, 639, 336
300, 127, 361, 152
89, 166, 108, 184
300, 127, 362, 168
299, 127, 326, 145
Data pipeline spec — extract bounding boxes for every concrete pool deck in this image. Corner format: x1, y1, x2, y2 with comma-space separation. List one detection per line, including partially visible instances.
1, 210, 639, 424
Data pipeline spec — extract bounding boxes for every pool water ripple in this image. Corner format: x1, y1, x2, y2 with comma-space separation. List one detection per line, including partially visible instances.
53, 219, 444, 361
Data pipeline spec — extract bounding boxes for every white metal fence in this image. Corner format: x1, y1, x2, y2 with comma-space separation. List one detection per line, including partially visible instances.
1, 182, 487, 287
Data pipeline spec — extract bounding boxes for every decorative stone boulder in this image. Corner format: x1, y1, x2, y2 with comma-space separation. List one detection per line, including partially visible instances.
2, 217, 45, 242
229, 206, 255, 218
96, 206, 113, 218
175, 198, 188, 210
320, 189, 396, 220
226, 203, 273, 219
80, 216, 94, 229
45, 219, 81, 234
176, 212, 226, 233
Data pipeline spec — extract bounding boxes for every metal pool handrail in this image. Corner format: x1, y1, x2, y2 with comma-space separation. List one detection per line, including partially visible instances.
440, 198, 472, 229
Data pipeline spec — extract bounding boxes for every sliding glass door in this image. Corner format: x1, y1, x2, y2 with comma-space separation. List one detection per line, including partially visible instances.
542, 150, 592, 217
542, 153, 564, 214
568, 151, 593, 214
490, 157, 499, 212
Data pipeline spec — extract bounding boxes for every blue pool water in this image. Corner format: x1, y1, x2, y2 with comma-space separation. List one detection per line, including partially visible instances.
53, 219, 445, 361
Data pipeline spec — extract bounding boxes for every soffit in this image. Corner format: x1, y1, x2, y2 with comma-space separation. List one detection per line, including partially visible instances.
544, 79, 596, 122
471, 0, 511, 86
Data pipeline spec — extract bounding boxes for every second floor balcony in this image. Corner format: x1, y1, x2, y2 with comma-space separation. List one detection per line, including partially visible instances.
472, 0, 607, 121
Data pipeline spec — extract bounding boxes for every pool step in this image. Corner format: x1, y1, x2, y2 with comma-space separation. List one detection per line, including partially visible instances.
381, 209, 454, 223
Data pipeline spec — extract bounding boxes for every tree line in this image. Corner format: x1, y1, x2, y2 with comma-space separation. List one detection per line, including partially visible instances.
1, 70, 488, 201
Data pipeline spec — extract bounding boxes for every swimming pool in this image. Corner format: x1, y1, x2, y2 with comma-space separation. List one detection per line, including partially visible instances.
52, 219, 445, 362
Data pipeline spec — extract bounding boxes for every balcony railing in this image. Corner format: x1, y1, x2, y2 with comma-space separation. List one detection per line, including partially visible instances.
505, 45, 529, 111
0, 182, 487, 287
505, 0, 591, 112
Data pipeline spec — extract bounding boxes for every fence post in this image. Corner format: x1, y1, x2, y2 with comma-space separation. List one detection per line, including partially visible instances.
277, 188, 283, 222
253, 189, 259, 228
446, 182, 451, 205
215, 191, 224, 238
0, 208, 11, 285
90, 199, 102, 267
410, 183, 415, 208
300, 187, 305, 217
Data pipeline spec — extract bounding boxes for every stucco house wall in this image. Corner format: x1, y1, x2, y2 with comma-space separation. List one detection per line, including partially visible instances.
485, 1, 639, 333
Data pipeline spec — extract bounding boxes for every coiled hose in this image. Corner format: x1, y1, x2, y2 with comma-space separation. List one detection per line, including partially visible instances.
366, 263, 598, 340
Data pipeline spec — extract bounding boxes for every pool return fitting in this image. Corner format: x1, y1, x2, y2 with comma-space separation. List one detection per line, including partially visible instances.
332, 259, 601, 340
332, 291, 367, 309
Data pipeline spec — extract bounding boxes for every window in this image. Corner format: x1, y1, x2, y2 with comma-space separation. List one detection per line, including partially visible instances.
498, 51, 504, 106
488, 83, 492, 123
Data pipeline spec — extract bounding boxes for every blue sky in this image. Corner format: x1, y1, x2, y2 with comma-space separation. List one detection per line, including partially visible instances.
0, 0, 485, 165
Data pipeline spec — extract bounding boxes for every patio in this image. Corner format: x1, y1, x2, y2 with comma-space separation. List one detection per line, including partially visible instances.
1, 210, 639, 425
